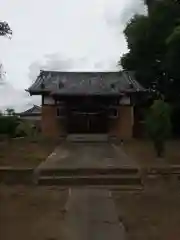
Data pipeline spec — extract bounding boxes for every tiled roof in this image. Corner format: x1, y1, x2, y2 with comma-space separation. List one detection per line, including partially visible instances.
19, 105, 41, 116
27, 71, 145, 96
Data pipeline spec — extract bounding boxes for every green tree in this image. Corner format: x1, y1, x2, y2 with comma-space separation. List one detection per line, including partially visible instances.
0, 116, 19, 138
146, 99, 171, 157
6, 108, 15, 116
120, 0, 180, 102
165, 26, 180, 79
0, 21, 12, 80
0, 21, 12, 38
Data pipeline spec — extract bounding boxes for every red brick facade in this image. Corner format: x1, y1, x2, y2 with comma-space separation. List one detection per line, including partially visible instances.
108, 106, 134, 139
41, 104, 134, 139
117, 106, 134, 139
41, 105, 59, 138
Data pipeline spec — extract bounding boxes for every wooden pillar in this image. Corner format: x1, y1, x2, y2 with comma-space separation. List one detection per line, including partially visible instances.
117, 105, 134, 139
108, 96, 134, 140
41, 105, 59, 138
41, 95, 60, 139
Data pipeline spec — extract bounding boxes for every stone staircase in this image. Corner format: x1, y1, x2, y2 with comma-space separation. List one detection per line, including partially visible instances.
66, 134, 109, 142
35, 167, 142, 189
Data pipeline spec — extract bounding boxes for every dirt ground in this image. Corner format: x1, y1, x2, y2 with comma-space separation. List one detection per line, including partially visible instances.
0, 138, 57, 168
0, 184, 68, 240
1, 182, 180, 240
123, 140, 180, 167
113, 178, 180, 240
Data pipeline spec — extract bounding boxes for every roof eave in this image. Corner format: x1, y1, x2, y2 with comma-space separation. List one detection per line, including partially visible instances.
51, 92, 126, 97
19, 113, 41, 117
26, 89, 50, 96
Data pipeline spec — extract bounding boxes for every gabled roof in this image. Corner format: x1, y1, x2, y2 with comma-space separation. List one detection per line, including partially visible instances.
19, 105, 41, 116
27, 70, 145, 96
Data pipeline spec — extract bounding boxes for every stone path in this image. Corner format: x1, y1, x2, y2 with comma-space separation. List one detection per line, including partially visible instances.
61, 188, 125, 240
37, 142, 138, 170
35, 142, 137, 239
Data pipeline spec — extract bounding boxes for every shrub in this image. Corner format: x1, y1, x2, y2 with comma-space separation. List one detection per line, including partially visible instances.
145, 99, 171, 157
0, 116, 19, 137
16, 121, 37, 138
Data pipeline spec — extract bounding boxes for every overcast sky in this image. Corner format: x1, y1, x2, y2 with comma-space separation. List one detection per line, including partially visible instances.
0, 0, 146, 111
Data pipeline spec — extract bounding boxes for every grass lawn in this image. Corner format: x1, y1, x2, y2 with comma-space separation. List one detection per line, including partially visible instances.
0, 138, 57, 168
0, 185, 68, 240
113, 179, 180, 240
123, 140, 180, 167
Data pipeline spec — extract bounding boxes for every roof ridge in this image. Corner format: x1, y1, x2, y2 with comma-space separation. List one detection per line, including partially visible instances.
40, 70, 121, 74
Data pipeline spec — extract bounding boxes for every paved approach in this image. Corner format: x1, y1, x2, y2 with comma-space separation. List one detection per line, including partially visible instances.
60, 188, 125, 240
36, 142, 137, 240
37, 142, 138, 170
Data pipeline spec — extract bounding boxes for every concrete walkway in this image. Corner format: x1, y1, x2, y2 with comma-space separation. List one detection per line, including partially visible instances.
35, 143, 135, 239
61, 188, 125, 240
37, 142, 138, 170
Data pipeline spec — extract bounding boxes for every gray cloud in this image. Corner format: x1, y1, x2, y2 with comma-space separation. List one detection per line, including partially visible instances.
0, 0, 135, 111
42, 53, 74, 71
105, 0, 146, 27
28, 53, 79, 84
0, 63, 40, 112
0, 82, 40, 112
28, 52, 120, 85
120, 0, 147, 24
28, 61, 42, 83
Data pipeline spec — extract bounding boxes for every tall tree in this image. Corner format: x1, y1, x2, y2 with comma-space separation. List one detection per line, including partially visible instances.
0, 21, 12, 80
120, 0, 180, 102
6, 108, 15, 116
0, 21, 12, 38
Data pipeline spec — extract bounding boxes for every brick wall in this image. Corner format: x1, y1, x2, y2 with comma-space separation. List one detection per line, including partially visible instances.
118, 106, 134, 139
41, 105, 59, 138
41, 104, 133, 139
109, 106, 134, 139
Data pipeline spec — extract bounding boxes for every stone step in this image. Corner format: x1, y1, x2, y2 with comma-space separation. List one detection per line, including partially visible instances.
38, 167, 139, 176
66, 134, 109, 142
38, 175, 142, 186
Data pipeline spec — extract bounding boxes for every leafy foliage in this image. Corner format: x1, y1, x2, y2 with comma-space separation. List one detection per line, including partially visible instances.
0, 21, 12, 38
165, 26, 180, 80
120, 0, 180, 102
0, 21, 12, 80
0, 116, 19, 137
5, 108, 15, 116
145, 99, 171, 157
16, 121, 37, 138
146, 99, 171, 140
